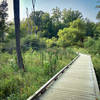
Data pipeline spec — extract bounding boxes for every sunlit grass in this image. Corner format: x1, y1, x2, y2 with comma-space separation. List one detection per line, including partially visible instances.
0, 47, 76, 100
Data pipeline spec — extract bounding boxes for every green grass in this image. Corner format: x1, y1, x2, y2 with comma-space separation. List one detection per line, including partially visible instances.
92, 55, 100, 88
0, 47, 77, 100
72, 46, 89, 54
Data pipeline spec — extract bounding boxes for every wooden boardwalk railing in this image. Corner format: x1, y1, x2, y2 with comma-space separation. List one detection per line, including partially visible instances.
27, 54, 100, 100
27, 54, 80, 100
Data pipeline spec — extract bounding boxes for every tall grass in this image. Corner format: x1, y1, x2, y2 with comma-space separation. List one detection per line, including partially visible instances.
0, 47, 77, 100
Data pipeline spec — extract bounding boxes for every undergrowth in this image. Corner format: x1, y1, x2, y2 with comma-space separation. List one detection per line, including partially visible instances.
0, 47, 76, 100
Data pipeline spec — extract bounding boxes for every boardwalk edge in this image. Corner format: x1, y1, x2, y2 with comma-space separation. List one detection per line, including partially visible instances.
27, 53, 80, 100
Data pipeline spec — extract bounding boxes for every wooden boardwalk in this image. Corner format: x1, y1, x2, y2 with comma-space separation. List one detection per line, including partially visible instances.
34, 54, 100, 100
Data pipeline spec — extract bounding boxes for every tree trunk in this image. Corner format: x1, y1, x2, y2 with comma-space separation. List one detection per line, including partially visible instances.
1, 31, 4, 42
32, 0, 37, 37
13, 0, 24, 70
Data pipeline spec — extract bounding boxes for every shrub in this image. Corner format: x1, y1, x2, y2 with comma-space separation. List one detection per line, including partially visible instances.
46, 37, 57, 48
84, 37, 95, 48
21, 35, 46, 52
0, 47, 77, 100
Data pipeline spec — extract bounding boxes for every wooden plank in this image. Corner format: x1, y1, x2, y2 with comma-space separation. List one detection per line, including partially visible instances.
27, 54, 80, 100
35, 54, 100, 100
90, 56, 100, 100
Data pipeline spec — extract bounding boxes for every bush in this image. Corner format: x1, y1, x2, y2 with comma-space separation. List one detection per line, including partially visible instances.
84, 37, 95, 48
84, 37, 100, 55
92, 55, 100, 88
46, 37, 57, 48
0, 75, 24, 99
0, 47, 77, 100
21, 35, 46, 52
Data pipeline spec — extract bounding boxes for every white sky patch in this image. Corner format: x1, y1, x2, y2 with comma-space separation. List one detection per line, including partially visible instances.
0, 0, 24, 22
0, 0, 13, 21
7, 0, 14, 21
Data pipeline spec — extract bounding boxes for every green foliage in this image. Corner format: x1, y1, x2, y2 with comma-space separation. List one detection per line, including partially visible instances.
52, 7, 61, 23
84, 37, 100, 55
95, 39, 100, 55
20, 20, 31, 36
70, 18, 86, 36
92, 55, 100, 88
0, 0, 8, 42
1, 39, 16, 53
0, 5, 100, 99
0, 76, 24, 99
46, 37, 57, 47
7, 23, 15, 39
94, 23, 100, 39
96, 11, 100, 20
28, 8, 83, 38
58, 27, 78, 47
30, 10, 44, 31
0, 48, 76, 100
85, 19, 96, 37
78, 37, 100, 88
62, 9, 82, 26
84, 37, 95, 48
21, 35, 46, 51
41, 13, 53, 38
57, 19, 86, 47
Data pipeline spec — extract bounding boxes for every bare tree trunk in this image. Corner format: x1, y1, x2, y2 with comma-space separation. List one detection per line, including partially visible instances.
1, 32, 4, 42
32, 0, 37, 37
13, 0, 24, 70
26, 8, 31, 34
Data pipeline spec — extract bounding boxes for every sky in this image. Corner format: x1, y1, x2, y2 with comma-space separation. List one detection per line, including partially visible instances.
0, 0, 99, 22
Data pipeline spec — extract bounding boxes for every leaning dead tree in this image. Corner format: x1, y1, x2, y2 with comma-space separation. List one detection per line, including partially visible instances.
13, 0, 24, 70
26, 8, 30, 34
96, 0, 100, 20
26, 8, 33, 34
32, 0, 37, 37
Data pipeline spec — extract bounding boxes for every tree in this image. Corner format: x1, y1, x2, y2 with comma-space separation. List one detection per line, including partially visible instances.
13, 0, 24, 70
58, 27, 78, 47
26, 8, 33, 34
7, 22, 15, 39
70, 18, 86, 42
94, 23, 100, 39
52, 7, 61, 23
96, 0, 100, 20
46, 37, 57, 47
57, 18, 86, 47
37, 12, 53, 38
62, 9, 83, 26
30, 11, 54, 38
32, 0, 37, 36
0, 0, 8, 42
85, 19, 96, 37
51, 7, 63, 37
96, 11, 100, 20
21, 18, 34, 35
30, 10, 44, 31
43, 13, 52, 38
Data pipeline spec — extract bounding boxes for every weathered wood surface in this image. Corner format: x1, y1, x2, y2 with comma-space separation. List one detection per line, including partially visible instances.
27, 55, 79, 100
36, 54, 100, 100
